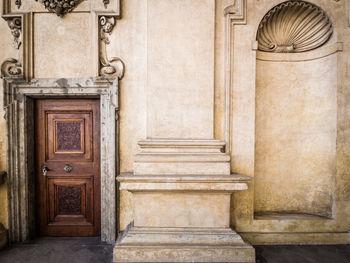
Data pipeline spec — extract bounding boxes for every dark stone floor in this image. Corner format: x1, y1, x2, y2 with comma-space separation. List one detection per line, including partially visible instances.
255, 245, 350, 263
0, 237, 113, 263
0, 237, 349, 263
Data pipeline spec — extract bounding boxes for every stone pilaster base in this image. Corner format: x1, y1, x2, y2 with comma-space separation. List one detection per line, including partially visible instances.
114, 226, 255, 262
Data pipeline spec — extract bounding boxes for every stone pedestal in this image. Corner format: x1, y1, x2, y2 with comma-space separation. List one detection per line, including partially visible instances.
134, 139, 231, 175
114, 139, 255, 262
115, 154, 255, 262
114, 226, 255, 263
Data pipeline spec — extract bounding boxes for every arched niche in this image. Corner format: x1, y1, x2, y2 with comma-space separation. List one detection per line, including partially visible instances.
254, 0, 340, 218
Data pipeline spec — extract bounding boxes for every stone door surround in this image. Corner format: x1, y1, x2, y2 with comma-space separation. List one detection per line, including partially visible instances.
1, 0, 123, 244
2, 77, 119, 244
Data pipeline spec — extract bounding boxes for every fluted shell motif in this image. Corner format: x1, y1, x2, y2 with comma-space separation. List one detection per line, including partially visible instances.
257, 1, 333, 53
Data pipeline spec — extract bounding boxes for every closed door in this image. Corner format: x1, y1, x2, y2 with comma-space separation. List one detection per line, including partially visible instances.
35, 99, 100, 236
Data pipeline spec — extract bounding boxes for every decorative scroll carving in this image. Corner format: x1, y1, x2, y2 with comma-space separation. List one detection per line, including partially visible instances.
34, 0, 82, 17
99, 16, 124, 79
1, 17, 23, 78
224, 0, 244, 15
1, 58, 22, 77
103, 0, 110, 8
7, 17, 22, 50
15, 0, 21, 9
257, 1, 333, 53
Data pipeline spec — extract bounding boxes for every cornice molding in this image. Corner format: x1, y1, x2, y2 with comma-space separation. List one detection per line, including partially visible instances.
3, 0, 120, 16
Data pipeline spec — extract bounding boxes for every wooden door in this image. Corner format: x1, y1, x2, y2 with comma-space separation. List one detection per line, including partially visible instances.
35, 99, 100, 236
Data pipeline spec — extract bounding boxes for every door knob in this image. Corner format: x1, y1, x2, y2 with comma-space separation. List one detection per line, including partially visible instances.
64, 164, 72, 173
42, 164, 49, 176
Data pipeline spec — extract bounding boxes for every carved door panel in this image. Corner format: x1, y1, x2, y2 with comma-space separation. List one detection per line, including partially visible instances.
35, 99, 100, 236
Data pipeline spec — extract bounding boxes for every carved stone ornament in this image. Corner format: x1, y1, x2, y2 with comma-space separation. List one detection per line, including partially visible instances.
1, 58, 22, 77
103, 0, 110, 8
99, 16, 124, 79
15, 0, 22, 8
257, 1, 333, 53
1, 16, 22, 78
7, 17, 22, 50
224, 0, 241, 15
34, 0, 82, 17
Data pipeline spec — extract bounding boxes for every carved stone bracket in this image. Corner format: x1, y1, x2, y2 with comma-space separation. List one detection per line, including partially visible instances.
1, 58, 22, 78
99, 15, 125, 79
34, 0, 83, 17
6, 17, 22, 50
15, 0, 22, 9
224, 0, 245, 16
1, 16, 23, 78
103, 0, 110, 8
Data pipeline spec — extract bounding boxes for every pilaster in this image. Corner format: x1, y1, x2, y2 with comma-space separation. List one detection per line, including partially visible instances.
114, 1, 254, 261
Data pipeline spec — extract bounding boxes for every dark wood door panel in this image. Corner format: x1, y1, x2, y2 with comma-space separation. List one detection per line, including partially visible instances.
47, 112, 93, 161
48, 176, 93, 225
35, 99, 100, 237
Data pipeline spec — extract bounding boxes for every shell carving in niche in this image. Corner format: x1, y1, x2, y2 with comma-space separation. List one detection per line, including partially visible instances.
257, 1, 333, 53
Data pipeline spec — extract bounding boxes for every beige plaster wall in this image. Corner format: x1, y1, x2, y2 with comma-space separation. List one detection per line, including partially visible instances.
114, 0, 147, 173
34, 13, 94, 78
146, 0, 215, 139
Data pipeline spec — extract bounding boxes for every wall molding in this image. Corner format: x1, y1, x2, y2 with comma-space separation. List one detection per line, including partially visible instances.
256, 42, 343, 62
224, 0, 246, 154
240, 232, 350, 245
